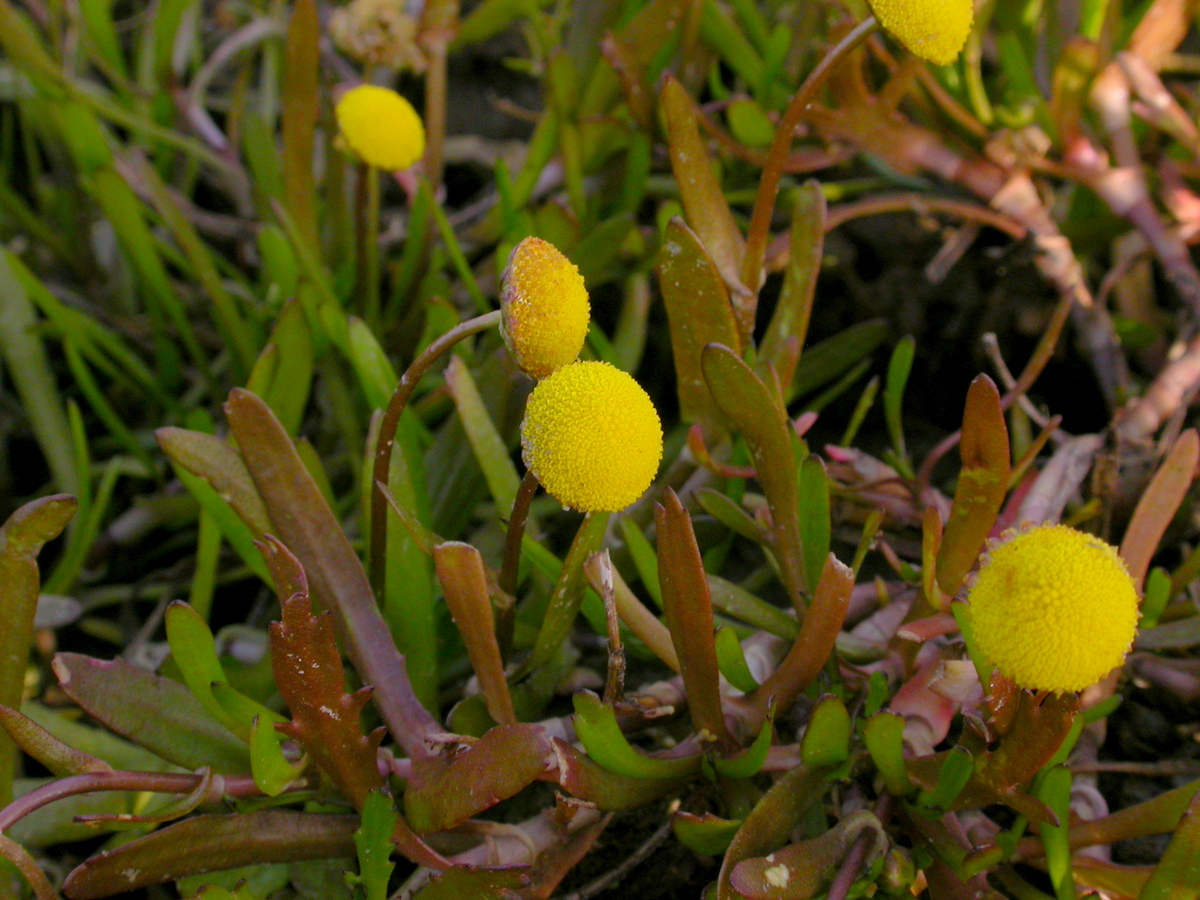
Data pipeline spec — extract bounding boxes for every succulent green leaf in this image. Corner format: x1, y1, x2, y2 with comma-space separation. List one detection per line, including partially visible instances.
800, 695, 850, 767
249, 714, 305, 798
713, 714, 773, 779
572, 692, 702, 780
346, 791, 397, 900
673, 812, 743, 856
715, 627, 759, 693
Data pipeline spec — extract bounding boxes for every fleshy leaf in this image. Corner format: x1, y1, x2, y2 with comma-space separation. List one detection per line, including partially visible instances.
404, 725, 552, 833
658, 217, 741, 430
52, 653, 250, 773
799, 695, 850, 768
572, 691, 702, 780
935, 375, 1011, 597
433, 542, 516, 726
0, 495, 77, 802
729, 811, 887, 900
656, 489, 731, 745
0, 705, 112, 777
346, 791, 397, 900
260, 537, 448, 869
224, 389, 439, 760
864, 712, 912, 796
673, 812, 743, 857
797, 455, 831, 597
263, 536, 385, 809
1121, 428, 1198, 589
759, 181, 825, 386
410, 867, 528, 899
660, 75, 749, 334
716, 764, 834, 900
713, 714, 773, 779
552, 738, 689, 810
702, 344, 807, 609
61, 812, 357, 900
715, 627, 759, 693
249, 713, 305, 798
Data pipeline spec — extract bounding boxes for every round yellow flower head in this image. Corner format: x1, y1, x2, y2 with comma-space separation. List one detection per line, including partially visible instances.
335, 84, 425, 170
521, 361, 662, 512
501, 237, 591, 380
967, 524, 1140, 693
867, 0, 973, 66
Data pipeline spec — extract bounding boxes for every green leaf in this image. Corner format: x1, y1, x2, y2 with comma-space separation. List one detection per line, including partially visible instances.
346, 792, 397, 900
797, 456, 831, 598
51, 653, 250, 773
249, 713, 305, 798
760, 182, 824, 386
444, 357, 521, 514
864, 712, 912, 796
791, 319, 888, 403
702, 344, 807, 609
659, 217, 741, 429
673, 812, 742, 856
883, 336, 916, 478
572, 691, 701, 780
0, 496, 78, 804
800, 695, 850, 767
661, 75, 749, 332
713, 714, 773, 779
715, 627, 759, 693
246, 300, 314, 437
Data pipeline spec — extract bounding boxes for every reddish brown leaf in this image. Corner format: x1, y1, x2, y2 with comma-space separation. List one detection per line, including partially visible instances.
656, 489, 731, 745
405, 725, 552, 832
935, 375, 1010, 596
434, 542, 515, 726
62, 812, 357, 899
1121, 428, 1199, 589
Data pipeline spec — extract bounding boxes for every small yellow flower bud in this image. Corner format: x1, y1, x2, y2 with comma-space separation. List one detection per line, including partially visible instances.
521, 361, 662, 512
335, 84, 425, 171
967, 524, 1140, 693
867, 0, 973, 66
501, 237, 591, 380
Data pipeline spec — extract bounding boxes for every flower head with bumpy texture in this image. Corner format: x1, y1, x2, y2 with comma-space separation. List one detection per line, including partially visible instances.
501, 237, 591, 380
867, 0, 973, 66
521, 361, 662, 512
967, 524, 1140, 693
335, 84, 425, 170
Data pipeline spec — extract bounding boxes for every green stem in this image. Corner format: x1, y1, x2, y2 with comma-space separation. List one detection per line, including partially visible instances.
519, 510, 611, 676
497, 469, 539, 660
369, 310, 501, 596
356, 163, 382, 328
740, 16, 878, 291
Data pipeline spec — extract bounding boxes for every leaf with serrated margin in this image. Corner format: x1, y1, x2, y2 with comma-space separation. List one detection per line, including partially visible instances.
935, 375, 1010, 597
223, 388, 439, 762
346, 791, 397, 900
659, 218, 740, 430
702, 344, 807, 610
61, 811, 357, 900
262, 536, 384, 810
52, 654, 250, 774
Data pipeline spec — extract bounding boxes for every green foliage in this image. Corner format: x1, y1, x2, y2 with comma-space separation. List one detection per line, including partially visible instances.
0, 0, 1198, 895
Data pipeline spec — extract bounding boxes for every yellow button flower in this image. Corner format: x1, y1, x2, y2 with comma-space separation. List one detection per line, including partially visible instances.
967, 524, 1140, 693
521, 361, 662, 512
867, 0, 973, 66
501, 237, 591, 380
335, 84, 425, 170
